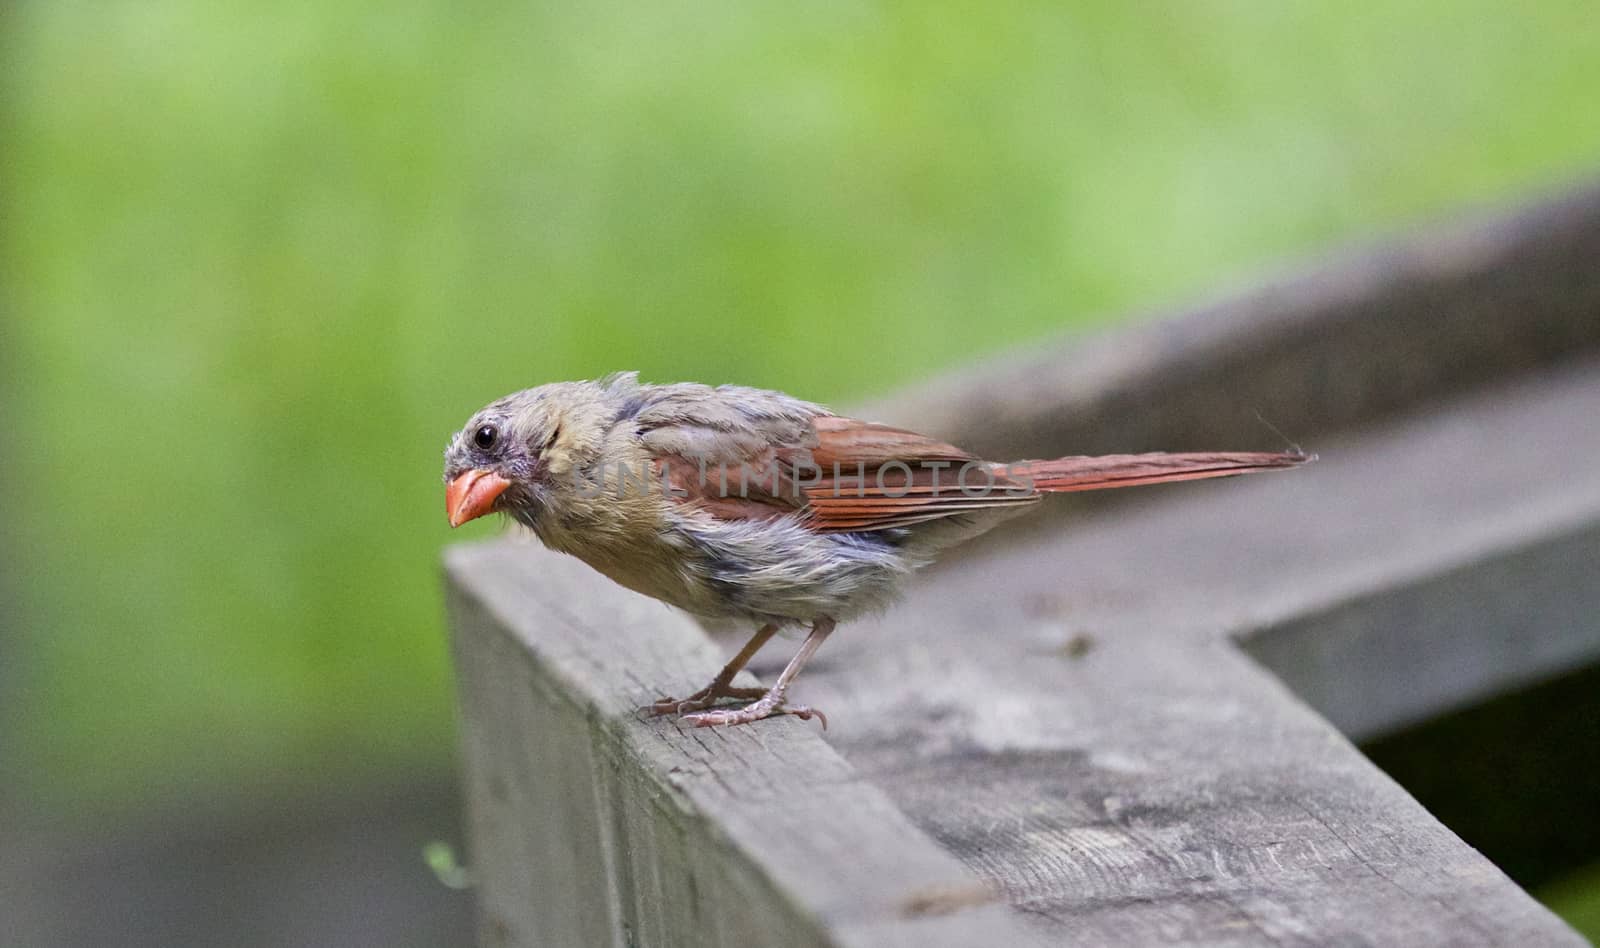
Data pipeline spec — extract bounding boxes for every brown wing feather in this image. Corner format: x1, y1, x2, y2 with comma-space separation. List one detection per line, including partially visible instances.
633, 383, 1311, 534
801, 418, 1039, 532
996, 452, 1312, 492
633, 382, 821, 521
808, 416, 973, 467
637, 396, 1035, 533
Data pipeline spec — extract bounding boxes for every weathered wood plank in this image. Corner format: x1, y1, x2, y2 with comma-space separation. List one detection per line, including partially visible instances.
445, 544, 1038, 948
1246, 519, 1600, 741
787, 358, 1599, 945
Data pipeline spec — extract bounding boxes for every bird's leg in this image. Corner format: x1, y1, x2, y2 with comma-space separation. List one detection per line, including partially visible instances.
682, 617, 834, 729
650, 623, 779, 715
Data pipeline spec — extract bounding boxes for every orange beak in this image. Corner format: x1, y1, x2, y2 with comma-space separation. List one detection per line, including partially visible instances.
446, 469, 512, 528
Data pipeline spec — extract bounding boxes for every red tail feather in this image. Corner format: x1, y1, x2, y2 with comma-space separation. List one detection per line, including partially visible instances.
995, 451, 1313, 494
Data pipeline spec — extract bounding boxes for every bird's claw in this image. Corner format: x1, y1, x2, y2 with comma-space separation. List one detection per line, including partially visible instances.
648, 685, 766, 716
681, 698, 827, 730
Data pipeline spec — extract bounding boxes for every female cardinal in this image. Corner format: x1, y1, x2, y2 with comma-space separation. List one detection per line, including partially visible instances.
443, 373, 1309, 728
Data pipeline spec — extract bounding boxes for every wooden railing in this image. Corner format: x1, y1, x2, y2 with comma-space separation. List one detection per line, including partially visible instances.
445, 183, 1600, 946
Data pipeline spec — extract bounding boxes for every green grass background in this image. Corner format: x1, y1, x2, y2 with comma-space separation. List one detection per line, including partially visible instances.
6, 0, 1600, 932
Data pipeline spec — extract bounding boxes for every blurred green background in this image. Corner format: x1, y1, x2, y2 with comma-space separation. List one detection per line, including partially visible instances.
6, 0, 1600, 935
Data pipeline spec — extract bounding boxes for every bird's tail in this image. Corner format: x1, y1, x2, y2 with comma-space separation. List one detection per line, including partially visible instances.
994, 451, 1313, 494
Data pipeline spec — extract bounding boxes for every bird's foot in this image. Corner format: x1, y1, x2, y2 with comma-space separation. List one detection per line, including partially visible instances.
680, 691, 827, 730
649, 683, 767, 716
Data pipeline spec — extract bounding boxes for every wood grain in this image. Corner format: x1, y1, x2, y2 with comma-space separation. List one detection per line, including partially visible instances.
446, 542, 1038, 948
792, 359, 1600, 945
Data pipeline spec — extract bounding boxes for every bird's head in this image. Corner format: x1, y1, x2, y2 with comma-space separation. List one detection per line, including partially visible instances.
442, 382, 619, 528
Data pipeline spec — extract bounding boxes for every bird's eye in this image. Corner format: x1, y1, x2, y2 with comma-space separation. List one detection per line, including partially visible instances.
473, 424, 498, 449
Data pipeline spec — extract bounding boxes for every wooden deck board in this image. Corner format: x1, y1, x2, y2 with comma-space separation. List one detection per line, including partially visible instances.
447, 544, 1039, 947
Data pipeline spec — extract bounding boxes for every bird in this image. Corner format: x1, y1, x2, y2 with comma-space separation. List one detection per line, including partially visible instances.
443, 372, 1311, 728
